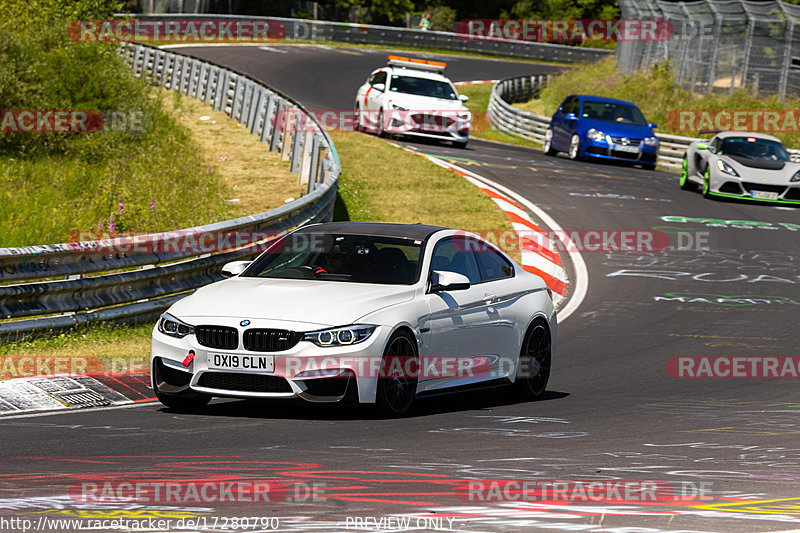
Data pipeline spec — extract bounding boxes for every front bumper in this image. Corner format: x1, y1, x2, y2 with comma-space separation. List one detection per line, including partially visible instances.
584, 137, 658, 164
384, 112, 469, 142
709, 174, 800, 204
151, 320, 392, 404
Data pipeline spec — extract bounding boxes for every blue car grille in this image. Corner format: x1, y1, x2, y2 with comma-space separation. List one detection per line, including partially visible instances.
609, 136, 642, 146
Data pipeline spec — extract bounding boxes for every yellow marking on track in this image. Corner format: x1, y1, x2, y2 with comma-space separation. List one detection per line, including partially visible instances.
680, 427, 800, 436
696, 497, 800, 515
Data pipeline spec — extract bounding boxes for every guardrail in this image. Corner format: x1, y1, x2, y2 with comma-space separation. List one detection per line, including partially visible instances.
123, 13, 611, 64
488, 75, 800, 169
0, 42, 340, 341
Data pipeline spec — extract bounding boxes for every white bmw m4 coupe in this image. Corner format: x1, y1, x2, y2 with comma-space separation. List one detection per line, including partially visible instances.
151, 222, 556, 416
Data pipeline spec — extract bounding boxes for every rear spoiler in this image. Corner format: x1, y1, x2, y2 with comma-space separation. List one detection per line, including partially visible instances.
698, 128, 722, 135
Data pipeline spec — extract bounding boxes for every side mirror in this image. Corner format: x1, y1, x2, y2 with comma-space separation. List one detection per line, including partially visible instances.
372, 83, 385, 92
430, 270, 471, 292
649, 122, 658, 129
565, 112, 577, 120
696, 143, 708, 150
459, 94, 469, 103
221, 260, 252, 278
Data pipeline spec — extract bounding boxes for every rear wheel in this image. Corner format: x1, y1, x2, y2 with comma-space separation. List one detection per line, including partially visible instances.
543, 129, 556, 155
679, 156, 691, 189
568, 134, 581, 160
376, 330, 418, 417
513, 319, 551, 401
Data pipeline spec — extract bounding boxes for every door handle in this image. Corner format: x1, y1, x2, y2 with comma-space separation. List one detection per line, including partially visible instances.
483, 293, 497, 304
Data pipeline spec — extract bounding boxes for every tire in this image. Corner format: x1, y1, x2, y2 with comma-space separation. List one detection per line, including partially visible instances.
354, 103, 364, 132
154, 382, 211, 411
377, 109, 387, 138
375, 330, 418, 417
642, 163, 657, 171
513, 319, 551, 401
568, 134, 581, 160
453, 140, 468, 149
702, 166, 712, 198
679, 156, 691, 189
543, 128, 556, 155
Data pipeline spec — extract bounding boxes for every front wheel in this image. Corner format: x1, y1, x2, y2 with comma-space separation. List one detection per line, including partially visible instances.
453, 140, 468, 149
375, 330, 418, 417
702, 166, 712, 198
679, 156, 691, 189
568, 134, 581, 160
377, 109, 387, 138
154, 381, 211, 412
513, 319, 551, 401
543, 129, 556, 155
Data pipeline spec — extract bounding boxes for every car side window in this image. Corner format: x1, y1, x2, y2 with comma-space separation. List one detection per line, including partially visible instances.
430, 237, 481, 285
709, 137, 720, 153
559, 97, 572, 114
563, 97, 579, 116
370, 71, 387, 87
475, 246, 514, 282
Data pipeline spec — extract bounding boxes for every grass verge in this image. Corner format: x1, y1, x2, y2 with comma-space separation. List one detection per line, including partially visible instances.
513, 56, 800, 146
457, 84, 542, 149
2, 131, 513, 371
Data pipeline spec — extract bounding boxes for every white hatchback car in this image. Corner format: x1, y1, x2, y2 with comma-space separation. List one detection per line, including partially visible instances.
151, 222, 555, 416
354, 56, 471, 148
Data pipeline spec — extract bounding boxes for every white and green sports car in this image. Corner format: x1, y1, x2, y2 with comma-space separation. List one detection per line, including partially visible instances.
680, 131, 800, 204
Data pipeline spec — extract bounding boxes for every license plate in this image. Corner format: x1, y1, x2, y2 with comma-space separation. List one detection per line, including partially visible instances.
613, 144, 639, 153
751, 190, 779, 200
208, 353, 274, 372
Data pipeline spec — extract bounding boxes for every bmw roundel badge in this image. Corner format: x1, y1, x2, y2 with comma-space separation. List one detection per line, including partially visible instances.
240, 320, 251, 327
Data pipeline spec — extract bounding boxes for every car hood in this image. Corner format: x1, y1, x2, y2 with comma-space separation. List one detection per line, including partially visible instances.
578, 119, 654, 138
726, 155, 786, 171
385, 93, 467, 112
169, 277, 417, 327
721, 156, 800, 182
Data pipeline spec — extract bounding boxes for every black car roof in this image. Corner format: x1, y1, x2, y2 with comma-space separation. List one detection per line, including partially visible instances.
296, 221, 447, 240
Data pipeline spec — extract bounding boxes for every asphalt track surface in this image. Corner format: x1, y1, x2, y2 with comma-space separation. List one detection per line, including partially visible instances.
2, 45, 800, 533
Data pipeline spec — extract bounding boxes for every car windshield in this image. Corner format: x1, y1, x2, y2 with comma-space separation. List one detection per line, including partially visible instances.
389, 75, 457, 100
717, 137, 790, 161
581, 100, 649, 126
242, 233, 423, 285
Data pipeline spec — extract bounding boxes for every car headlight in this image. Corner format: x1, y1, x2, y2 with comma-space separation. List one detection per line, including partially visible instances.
716, 159, 739, 176
587, 128, 605, 141
791, 170, 800, 182
644, 136, 659, 146
458, 111, 471, 120
390, 102, 408, 111
303, 325, 377, 347
158, 313, 194, 338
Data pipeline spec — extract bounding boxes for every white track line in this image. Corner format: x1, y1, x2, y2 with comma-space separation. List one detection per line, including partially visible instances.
442, 163, 589, 323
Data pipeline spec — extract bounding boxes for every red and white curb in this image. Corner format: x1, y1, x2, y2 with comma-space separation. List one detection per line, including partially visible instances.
389, 142, 568, 308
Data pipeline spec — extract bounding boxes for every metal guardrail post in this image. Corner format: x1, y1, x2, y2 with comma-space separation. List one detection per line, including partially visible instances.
0, 42, 341, 339
260, 93, 275, 143
290, 115, 304, 174
270, 99, 286, 152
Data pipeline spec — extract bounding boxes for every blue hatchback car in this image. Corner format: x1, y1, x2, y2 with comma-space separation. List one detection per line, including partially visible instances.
544, 95, 659, 170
